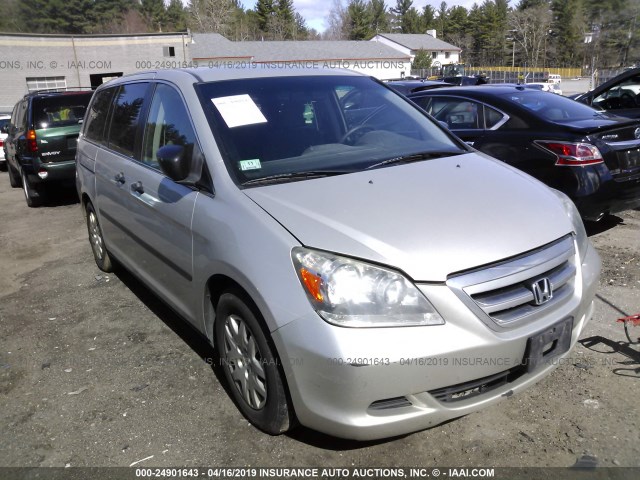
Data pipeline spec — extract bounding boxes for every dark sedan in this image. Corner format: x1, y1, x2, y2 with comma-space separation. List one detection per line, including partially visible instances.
408, 85, 640, 221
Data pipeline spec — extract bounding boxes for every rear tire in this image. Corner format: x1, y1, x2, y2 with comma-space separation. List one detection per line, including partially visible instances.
21, 168, 42, 207
85, 201, 114, 272
215, 290, 294, 435
8, 163, 20, 188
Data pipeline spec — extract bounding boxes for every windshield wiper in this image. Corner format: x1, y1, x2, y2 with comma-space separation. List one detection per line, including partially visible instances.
241, 170, 351, 186
365, 150, 464, 170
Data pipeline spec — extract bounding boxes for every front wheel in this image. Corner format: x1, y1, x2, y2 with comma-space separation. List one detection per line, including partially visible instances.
215, 290, 294, 435
85, 201, 114, 272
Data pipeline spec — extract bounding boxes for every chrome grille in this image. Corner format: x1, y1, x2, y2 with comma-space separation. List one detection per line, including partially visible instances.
448, 235, 576, 328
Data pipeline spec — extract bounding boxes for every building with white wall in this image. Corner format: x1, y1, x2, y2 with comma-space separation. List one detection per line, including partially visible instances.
0, 32, 191, 112
0, 31, 412, 112
371, 32, 461, 68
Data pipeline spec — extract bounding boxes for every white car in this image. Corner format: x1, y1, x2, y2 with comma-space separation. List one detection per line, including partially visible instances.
525, 82, 563, 95
0, 113, 10, 170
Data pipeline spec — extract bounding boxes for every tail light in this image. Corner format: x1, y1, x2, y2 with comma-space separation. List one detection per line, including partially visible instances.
535, 141, 603, 166
0, 139, 3, 148
26, 130, 38, 153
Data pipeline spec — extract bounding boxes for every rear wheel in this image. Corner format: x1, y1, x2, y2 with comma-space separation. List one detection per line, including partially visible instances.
8, 163, 20, 188
86, 201, 113, 272
215, 290, 293, 435
21, 168, 42, 207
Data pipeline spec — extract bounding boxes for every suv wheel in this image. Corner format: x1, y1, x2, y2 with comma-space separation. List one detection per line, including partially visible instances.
21, 168, 42, 207
86, 201, 114, 272
8, 163, 20, 188
215, 290, 294, 435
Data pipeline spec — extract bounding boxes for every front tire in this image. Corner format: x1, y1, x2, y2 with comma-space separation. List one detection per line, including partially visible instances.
215, 290, 293, 435
85, 201, 113, 272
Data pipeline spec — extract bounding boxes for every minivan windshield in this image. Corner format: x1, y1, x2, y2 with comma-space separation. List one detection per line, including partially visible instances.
197, 75, 464, 186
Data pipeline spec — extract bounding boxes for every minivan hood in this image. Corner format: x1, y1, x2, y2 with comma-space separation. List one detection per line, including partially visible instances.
244, 154, 572, 281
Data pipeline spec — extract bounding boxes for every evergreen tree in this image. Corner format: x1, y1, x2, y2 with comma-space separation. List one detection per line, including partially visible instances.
140, 0, 167, 31
369, 0, 389, 34
166, 0, 188, 31
422, 5, 437, 32
346, 0, 373, 40
255, 0, 276, 31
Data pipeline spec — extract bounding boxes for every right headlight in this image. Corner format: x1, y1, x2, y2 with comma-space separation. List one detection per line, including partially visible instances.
291, 247, 444, 328
551, 189, 589, 261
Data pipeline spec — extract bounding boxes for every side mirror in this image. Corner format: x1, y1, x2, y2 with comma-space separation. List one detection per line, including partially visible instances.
157, 145, 189, 181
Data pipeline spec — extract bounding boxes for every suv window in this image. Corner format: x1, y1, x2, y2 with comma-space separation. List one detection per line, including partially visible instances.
108, 83, 149, 158
142, 84, 197, 171
85, 88, 116, 144
32, 93, 92, 130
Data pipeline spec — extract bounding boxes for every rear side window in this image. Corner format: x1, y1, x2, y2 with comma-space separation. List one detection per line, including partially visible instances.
427, 97, 482, 130
108, 83, 149, 158
32, 93, 93, 129
142, 84, 197, 171
84, 88, 115, 144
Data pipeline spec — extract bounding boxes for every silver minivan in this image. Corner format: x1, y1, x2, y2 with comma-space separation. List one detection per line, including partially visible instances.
76, 68, 600, 440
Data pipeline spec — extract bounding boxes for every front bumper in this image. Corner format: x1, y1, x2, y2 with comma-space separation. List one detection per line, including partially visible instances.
273, 242, 600, 440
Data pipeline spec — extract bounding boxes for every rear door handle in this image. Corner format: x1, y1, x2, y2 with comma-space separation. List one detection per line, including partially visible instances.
114, 172, 125, 185
130, 181, 144, 194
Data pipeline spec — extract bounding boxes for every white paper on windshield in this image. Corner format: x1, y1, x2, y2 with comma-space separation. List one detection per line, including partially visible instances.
211, 94, 267, 128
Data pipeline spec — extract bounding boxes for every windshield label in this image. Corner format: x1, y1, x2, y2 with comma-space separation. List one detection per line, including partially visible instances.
239, 159, 262, 171
211, 94, 267, 129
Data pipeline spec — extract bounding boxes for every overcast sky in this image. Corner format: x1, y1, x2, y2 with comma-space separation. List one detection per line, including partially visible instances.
232, 1, 480, 34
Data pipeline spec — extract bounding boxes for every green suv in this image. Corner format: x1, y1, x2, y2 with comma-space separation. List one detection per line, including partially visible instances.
3, 90, 93, 206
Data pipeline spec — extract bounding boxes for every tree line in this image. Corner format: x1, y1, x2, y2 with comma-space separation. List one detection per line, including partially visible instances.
0, 0, 637, 70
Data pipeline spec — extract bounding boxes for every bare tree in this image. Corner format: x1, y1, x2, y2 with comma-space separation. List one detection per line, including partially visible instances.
188, 0, 235, 35
508, 4, 552, 69
324, 0, 348, 39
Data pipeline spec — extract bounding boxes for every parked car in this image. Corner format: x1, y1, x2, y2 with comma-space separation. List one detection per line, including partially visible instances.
524, 82, 563, 95
4, 90, 93, 206
383, 79, 452, 95
547, 74, 562, 84
408, 85, 640, 221
575, 67, 640, 118
77, 68, 599, 441
0, 113, 10, 170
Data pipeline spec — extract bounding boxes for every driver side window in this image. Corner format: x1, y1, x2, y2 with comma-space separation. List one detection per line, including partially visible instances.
142, 84, 196, 171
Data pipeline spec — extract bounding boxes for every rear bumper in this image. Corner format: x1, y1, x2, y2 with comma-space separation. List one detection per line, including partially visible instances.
23, 159, 76, 184
573, 173, 640, 220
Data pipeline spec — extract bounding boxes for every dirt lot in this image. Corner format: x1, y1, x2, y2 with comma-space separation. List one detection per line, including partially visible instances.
0, 172, 639, 471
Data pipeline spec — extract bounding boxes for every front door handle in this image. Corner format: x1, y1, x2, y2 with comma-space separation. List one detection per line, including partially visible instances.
114, 172, 125, 185
131, 181, 144, 195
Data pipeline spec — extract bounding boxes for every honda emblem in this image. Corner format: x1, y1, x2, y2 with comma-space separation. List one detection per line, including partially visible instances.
531, 278, 553, 305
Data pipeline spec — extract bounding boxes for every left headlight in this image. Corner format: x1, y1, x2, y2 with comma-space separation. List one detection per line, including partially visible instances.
291, 247, 445, 328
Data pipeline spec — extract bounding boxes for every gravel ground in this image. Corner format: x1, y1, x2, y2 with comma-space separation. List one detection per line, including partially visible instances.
0, 172, 638, 472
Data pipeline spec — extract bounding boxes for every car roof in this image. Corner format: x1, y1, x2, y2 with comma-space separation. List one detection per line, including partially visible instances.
98, 67, 366, 89
407, 85, 535, 97
385, 79, 453, 94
